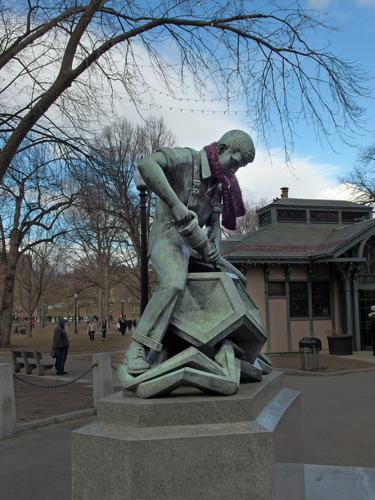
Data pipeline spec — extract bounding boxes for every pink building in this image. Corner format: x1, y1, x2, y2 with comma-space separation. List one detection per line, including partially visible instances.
222, 189, 375, 353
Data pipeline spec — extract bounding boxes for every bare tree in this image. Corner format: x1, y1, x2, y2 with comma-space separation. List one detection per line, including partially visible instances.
0, 0, 369, 184
0, 145, 76, 346
86, 117, 175, 257
222, 198, 270, 238
342, 144, 375, 205
69, 117, 174, 304
65, 201, 124, 326
16, 243, 63, 336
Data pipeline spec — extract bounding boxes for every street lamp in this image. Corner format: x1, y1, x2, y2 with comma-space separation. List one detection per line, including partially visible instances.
134, 167, 149, 314
42, 303, 46, 328
74, 293, 78, 334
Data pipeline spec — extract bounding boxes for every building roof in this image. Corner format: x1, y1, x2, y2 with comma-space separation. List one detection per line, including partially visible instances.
257, 197, 372, 213
221, 218, 375, 262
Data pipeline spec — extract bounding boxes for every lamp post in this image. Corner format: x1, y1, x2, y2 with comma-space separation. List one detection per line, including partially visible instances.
134, 168, 149, 314
74, 293, 78, 334
42, 303, 46, 328
121, 299, 125, 318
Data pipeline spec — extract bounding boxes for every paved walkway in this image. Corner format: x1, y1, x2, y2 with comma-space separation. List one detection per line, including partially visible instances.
1, 366, 375, 499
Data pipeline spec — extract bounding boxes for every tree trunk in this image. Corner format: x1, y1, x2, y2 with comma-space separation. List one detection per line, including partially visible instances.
98, 289, 104, 322
27, 315, 33, 337
0, 250, 19, 346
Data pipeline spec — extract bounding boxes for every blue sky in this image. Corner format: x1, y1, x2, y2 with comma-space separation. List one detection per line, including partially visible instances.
293, 0, 375, 168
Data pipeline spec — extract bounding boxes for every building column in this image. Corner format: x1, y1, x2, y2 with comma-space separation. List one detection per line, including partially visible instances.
329, 264, 336, 333
335, 263, 354, 338
307, 266, 314, 337
285, 265, 292, 352
264, 265, 271, 352
344, 278, 353, 336
352, 265, 361, 351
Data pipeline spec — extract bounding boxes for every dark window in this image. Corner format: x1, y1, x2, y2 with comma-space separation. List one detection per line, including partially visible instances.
289, 282, 308, 318
268, 281, 285, 296
363, 235, 375, 275
310, 210, 339, 223
277, 209, 307, 222
342, 211, 370, 223
258, 210, 271, 226
312, 282, 331, 317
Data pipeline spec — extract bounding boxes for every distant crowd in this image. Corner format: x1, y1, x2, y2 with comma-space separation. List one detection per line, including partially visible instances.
86, 315, 137, 342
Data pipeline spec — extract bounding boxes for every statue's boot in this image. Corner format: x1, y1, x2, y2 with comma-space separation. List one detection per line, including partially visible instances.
125, 340, 150, 374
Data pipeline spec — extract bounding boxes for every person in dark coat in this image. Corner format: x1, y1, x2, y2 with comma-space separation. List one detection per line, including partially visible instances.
52, 319, 69, 375
369, 306, 375, 356
119, 316, 127, 336
101, 319, 107, 341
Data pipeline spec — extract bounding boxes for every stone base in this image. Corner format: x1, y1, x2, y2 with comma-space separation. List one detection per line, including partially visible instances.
72, 372, 304, 500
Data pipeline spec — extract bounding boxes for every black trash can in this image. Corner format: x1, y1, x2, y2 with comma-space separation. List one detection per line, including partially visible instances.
327, 335, 353, 356
299, 337, 322, 371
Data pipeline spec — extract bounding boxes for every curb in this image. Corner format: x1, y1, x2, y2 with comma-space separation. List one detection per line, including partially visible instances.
277, 366, 375, 377
16, 408, 96, 433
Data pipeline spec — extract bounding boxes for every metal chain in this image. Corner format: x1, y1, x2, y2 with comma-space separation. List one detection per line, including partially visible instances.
13, 362, 98, 389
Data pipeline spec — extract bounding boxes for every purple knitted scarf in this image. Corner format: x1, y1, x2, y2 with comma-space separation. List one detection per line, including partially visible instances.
204, 142, 245, 230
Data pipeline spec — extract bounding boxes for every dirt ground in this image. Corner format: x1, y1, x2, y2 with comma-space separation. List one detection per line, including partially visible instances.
14, 378, 93, 423
1, 324, 131, 423
2, 322, 132, 354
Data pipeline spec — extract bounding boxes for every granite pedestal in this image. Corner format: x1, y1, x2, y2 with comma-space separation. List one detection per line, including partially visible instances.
72, 372, 304, 500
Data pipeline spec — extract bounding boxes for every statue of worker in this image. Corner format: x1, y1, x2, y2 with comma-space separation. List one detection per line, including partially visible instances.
125, 130, 255, 374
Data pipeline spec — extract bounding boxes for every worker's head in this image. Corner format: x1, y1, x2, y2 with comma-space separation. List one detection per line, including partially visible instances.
217, 130, 255, 173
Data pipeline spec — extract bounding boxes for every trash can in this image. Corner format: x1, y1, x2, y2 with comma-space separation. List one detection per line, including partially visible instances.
326, 334, 353, 355
299, 337, 322, 371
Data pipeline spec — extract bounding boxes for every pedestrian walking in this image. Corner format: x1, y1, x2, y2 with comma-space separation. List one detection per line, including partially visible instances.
87, 319, 97, 341
101, 319, 107, 342
52, 319, 69, 376
119, 316, 127, 336
369, 305, 375, 355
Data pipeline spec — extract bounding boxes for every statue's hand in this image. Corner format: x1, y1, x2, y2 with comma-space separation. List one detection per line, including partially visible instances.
202, 242, 220, 264
171, 202, 196, 226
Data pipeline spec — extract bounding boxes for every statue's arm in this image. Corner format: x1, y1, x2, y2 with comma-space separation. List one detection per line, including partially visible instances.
206, 211, 221, 251
138, 151, 191, 224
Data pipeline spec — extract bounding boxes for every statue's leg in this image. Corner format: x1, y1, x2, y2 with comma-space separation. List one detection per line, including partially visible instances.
131, 228, 189, 351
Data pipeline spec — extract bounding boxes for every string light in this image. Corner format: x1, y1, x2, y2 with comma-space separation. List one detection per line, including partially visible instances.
143, 83, 241, 103
117, 95, 247, 115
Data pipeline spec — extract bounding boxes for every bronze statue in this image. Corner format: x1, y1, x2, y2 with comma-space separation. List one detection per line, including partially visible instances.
126, 130, 256, 374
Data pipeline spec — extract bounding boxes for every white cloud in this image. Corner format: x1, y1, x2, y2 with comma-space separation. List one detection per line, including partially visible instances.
236, 149, 352, 205
0, 24, 350, 206
105, 66, 351, 206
